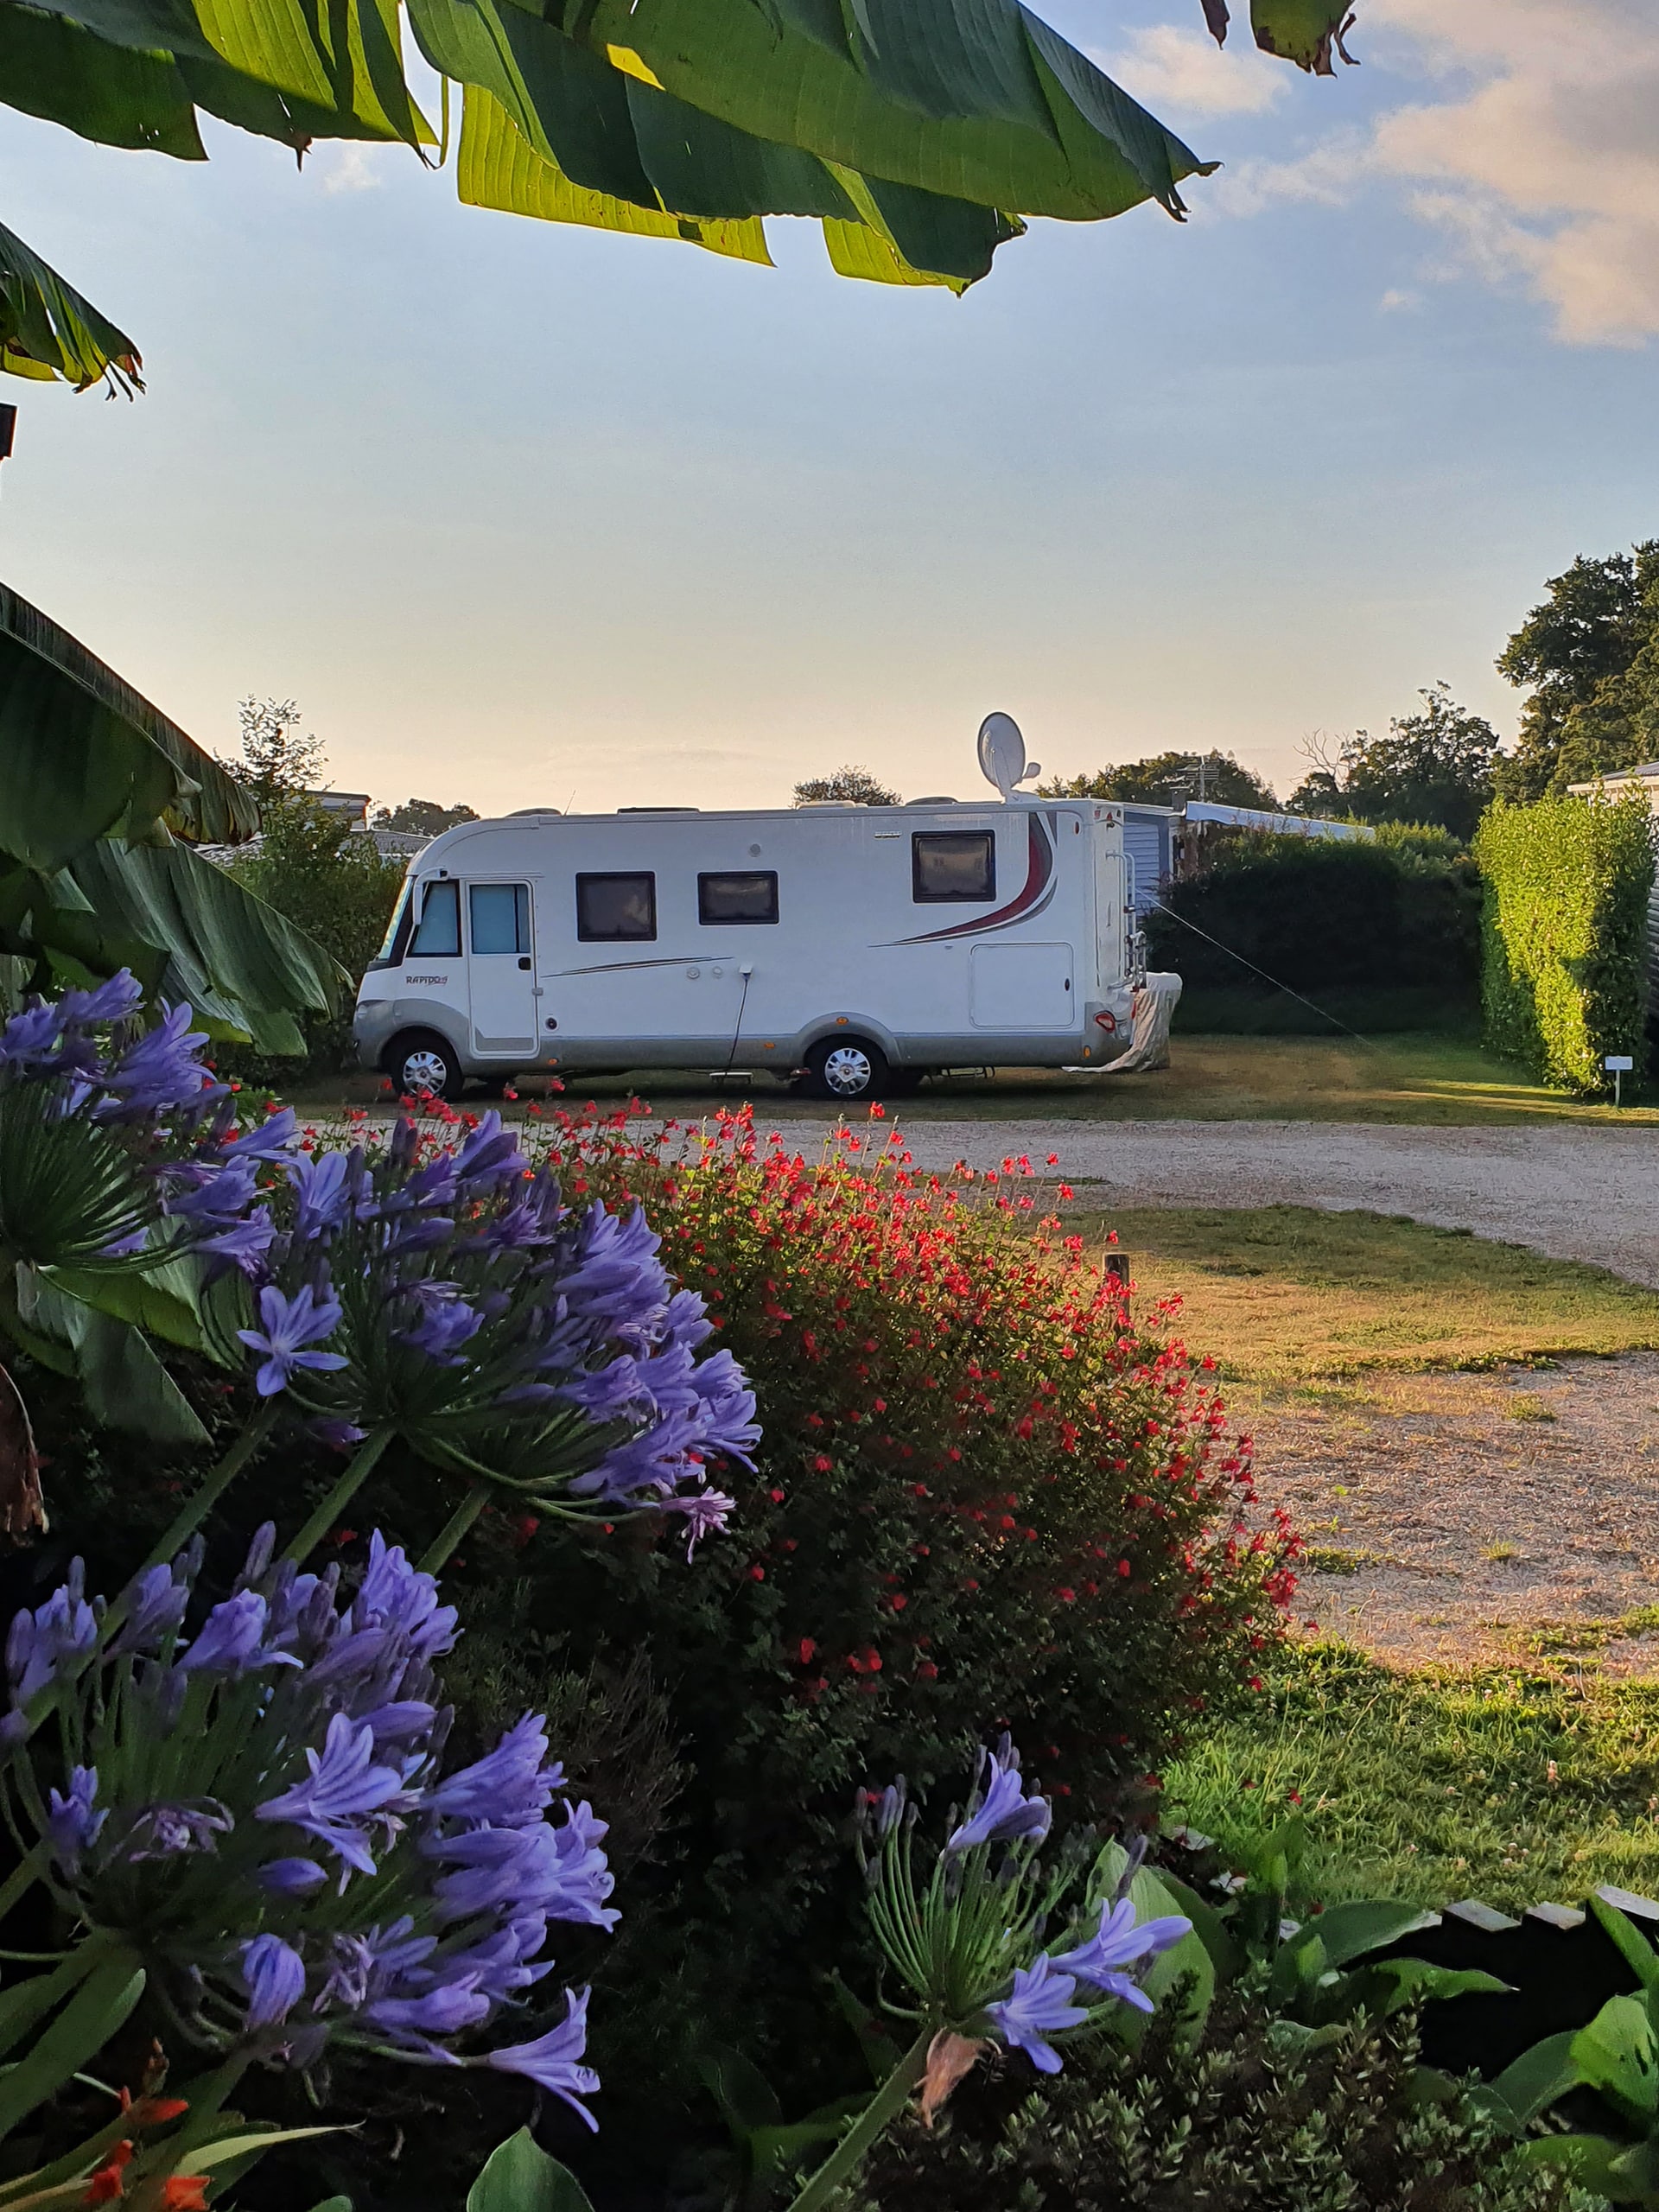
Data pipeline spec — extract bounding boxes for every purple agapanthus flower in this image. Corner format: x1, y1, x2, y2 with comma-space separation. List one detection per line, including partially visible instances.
217, 1106, 300, 1163
45, 1765, 105, 1874
96, 1001, 222, 1120
256, 1711, 404, 1876
237, 1281, 348, 1397
985, 1957, 1090, 2074
397, 1285, 484, 1364
257, 1857, 328, 1896
241, 1933, 308, 2029
486, 1987, 601, 2127
120, 1801, 235, 1861
945, 1745, 1052, 1854
179, 1591, 299, 1677
1049, 1897, 1191, 2012
427, 1713, 562, 1827
6, 1563, 98, 1706
656, 1485, 736, 1560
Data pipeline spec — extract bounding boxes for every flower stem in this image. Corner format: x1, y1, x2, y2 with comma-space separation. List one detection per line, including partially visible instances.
417, 1480, 488, 1575
104, 1402, 282, 1643
0, 1849, 47, 1929
784, 2029, 931, 2212
280, 1427, 395, 1566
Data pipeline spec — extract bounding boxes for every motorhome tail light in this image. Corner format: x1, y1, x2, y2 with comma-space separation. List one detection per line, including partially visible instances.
1094, 1011, 1117, 1033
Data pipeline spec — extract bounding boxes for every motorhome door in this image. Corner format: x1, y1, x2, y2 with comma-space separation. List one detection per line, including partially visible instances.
466, 881, 537, 1056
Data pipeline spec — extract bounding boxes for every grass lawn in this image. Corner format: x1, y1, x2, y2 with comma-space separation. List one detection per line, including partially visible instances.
315, 1031, 1658, 1126
1166, 1642, 1659, 1913
1071, 1204, 1659, 1383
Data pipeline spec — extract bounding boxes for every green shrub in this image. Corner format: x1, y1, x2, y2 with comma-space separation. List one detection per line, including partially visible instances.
486, 1107, 1297, 2100
1147, 833, 1482, 1027
1473, 791, 1654, 1093
219, 797, 405, 1079
830, 1999, 1591, 2212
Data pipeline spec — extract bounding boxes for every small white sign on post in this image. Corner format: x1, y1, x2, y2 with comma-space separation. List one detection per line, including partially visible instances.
1606, 1052, 1635, 1107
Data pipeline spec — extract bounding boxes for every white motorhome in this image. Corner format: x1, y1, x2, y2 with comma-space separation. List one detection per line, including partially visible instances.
354, 747, 1149, 1103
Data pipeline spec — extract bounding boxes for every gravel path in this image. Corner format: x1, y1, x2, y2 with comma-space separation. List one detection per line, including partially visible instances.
772, 1116, 1659, 1286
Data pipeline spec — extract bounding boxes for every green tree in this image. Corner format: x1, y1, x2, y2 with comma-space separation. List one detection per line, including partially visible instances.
0, 0, 1369, 391
1287, 685, 1499, 841
226, 696, 326, 804
372, 798, 481, 836
1040, 751, 1276, 809
1494, 541, 1659, 801
792, 766, 900, 806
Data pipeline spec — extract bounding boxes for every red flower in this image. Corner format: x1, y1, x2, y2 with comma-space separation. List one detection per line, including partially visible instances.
747, 1564, 766, 1580
159, 2181, 211, 2210
812, 1454, 832, 1473
83, 2143, 133, 2203
796, 1637, 817, 1664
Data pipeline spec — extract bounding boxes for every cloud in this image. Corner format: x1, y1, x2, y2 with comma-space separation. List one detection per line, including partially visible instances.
318, 144, 386, 196
1199, 0, 1659, 345
1097, 22, 1287, 117
1378, 286, 1423, 312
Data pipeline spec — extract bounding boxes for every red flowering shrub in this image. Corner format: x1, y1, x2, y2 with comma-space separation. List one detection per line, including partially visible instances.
491, 1102, 1298, 2076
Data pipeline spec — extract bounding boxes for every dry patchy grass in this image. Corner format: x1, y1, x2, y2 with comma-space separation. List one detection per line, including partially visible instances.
1075, 1205, 1659, 1385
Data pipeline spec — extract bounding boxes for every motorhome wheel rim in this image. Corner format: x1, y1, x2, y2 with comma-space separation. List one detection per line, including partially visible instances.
402, 1046, 450, 1091
822, 1045, 873, 1096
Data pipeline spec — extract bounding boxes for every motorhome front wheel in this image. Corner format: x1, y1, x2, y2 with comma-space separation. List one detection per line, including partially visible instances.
806, 1036, 888, 1102
386, 1029, 464, 1103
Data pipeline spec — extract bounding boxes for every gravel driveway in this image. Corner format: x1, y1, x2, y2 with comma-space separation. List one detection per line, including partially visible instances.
778, 1116, 1659, 1285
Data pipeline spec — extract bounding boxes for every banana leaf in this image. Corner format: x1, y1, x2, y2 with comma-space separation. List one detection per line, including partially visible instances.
0, 218, 143, 391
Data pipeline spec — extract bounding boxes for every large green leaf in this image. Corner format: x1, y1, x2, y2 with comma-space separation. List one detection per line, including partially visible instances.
457, 86, 774, 265
0, 217, 142, 391
0, 2, 207, 153
0, 583, 257, 853
467, 2128, 596, 2212
67, 837, 343, 1049
1571, 1995, 1659, 2128
23, 1276, 210, 1444
1249, 0, 1357, 74
575, 0, 1211, 221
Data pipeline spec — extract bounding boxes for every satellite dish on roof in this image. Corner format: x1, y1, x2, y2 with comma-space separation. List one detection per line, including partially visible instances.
977, 711, 1040, 801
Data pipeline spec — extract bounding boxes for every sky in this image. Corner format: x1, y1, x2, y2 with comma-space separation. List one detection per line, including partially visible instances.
0, 0, 1655, 816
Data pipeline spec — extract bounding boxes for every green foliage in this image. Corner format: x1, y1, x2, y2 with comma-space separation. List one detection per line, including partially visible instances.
792, 766, 899, 807
1147, 833, 1482, 1020
1039, 752, 1276, 810
466, 2127, 597, 2212
229, 696, 327, 804
372, 797, 480, 836
0, 585, 340, 1047
470, 1109, 1292, 2126
828, 1999, 1587, 2212
222, 796, 405, 1075
1287, 687, 1501, 842
1496, 543, 1659, 802
1166, 1642, 1659, 1916
1473, 791, 1654, 1094
0, 0, 1357, 378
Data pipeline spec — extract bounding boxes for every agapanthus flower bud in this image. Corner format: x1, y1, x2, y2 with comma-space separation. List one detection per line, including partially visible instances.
240, 1934, 307, 2030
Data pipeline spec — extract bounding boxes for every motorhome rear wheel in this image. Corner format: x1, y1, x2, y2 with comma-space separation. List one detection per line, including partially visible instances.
805, 1035, 889, 1102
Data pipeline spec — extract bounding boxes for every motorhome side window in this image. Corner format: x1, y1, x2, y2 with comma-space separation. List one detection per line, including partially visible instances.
408, 879, 461, 957
912, 832, 995, 902
469, 883, 531, 954
575, 872, 657, 942
698, 871, 779, 925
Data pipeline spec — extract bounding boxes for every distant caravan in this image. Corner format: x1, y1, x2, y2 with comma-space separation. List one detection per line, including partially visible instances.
353, 720, 1154, 1103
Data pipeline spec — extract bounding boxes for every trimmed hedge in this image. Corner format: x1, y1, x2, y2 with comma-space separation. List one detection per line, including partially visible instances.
1473, 792, 1655, 1095
1147, 830, 1481, 1033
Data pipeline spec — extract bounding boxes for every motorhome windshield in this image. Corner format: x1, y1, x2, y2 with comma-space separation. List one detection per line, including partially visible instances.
372, 878, 416, 966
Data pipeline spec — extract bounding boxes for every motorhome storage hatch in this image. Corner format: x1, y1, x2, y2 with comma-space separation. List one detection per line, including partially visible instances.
353, 796, 1149, 1101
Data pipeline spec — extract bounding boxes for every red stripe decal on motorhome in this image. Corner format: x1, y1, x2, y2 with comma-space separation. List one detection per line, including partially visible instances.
883, 813, 1056, 946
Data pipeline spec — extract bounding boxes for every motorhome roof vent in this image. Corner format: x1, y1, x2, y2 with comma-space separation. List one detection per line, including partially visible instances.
510, 807, 563, 817
618, 805, 700, 813
905, 795, 957, 806
797, 800, 856, 809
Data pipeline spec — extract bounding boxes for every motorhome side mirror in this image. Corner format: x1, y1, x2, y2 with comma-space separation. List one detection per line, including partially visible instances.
518, 957, 531, 970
